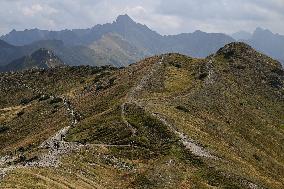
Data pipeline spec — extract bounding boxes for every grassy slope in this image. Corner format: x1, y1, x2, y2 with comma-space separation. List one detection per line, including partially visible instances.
137, 53, 284, 188
0, 43, 283, 188
0, 66, 113, 155
89, 33, 150, 67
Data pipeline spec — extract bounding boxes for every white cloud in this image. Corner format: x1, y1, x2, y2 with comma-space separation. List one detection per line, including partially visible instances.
22, 4, 43, 16
155, 0, 284, 34
0, 0, 283, 35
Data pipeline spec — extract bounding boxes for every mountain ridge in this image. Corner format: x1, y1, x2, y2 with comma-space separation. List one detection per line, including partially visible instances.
1, 15, 283, 69
0, 14, 235, 68
0, 42, 283, 188
232, 27, 284, 65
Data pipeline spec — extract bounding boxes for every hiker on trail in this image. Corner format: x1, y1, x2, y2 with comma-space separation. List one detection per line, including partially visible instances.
54, 142, 60, 149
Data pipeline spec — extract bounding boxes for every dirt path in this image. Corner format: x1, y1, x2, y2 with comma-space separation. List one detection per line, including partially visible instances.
0, 81, 82, 178
0, 75, 142, 180
120, 57, 165, 136
151, 113, 216, 159
124, 56, 217, 159
1, 58, 216, 181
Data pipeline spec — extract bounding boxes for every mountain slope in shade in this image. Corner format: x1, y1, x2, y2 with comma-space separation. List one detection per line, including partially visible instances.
163, 30, 234, 57
231, 31, 252, 40
0, 39, 111, 68
0, 43, 283, 188
25, 40, 109, 67
0, 28, 81, 46
0, 48, 64, 72
0, 40, 26, 66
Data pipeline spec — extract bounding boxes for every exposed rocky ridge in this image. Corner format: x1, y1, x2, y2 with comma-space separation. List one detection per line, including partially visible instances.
0, 43, 283, 188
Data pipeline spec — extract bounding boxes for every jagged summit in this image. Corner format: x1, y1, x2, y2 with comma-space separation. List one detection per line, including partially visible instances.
215, 42, 283, 74
216, 42, 254, 56
115, 14, 135, 25
254, 27, 273, 35
215, 42, 260, 62
193, 30, 205, 34
252, 27, 274, 40
31, 48, 59, 61
29, 48, 64, 68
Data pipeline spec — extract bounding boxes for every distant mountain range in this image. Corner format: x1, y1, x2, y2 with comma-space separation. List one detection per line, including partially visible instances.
0, 39, 111, 68
231, 31, 252, 41
232, 27, 284, 65
0, 15, 235, 68
0, 14, 283, 70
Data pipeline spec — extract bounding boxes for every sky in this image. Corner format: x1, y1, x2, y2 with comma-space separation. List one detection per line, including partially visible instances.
0, 0, 284, 36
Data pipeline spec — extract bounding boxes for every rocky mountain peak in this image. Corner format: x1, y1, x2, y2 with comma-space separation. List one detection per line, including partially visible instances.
253, 27, 274, 39
216, 42, 282, 70
115, 14, 135, 25
31, 48, 56, 59
30, 48, 64, 67
216, 42, 255, 57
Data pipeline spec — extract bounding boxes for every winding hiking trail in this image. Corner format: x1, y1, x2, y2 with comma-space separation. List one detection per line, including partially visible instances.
0, 71, 144, 180
0, 81, 83, 179
120, 57, 164, 136
28, 97, 82, 168
1, 58, 216, 181
122, 56, 216, 159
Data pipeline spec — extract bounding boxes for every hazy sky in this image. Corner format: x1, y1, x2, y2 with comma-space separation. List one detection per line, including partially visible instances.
0, 0, 284, 35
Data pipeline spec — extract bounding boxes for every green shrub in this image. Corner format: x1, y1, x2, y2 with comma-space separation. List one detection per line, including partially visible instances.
176, 105, 189, 112
198, 72, 208, 80
20, 98, 31, 105
38, 95, 50, 101
50, 97, 63, 104
17, 111, 24, 117
0, 125, 9, 133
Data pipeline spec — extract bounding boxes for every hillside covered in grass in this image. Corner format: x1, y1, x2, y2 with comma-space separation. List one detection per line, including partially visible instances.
0, 42, 283, 189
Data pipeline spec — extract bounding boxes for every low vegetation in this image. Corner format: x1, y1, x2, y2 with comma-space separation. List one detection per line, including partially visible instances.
0, 43, 283, 188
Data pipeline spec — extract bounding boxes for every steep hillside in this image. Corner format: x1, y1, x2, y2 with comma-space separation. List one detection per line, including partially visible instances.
0, 40, 26, 66
0, 43, 283, 188
0, 49, 64, 72
89, 33, 151, 67
0, 40, 109, 68
23, 40, 111, 67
